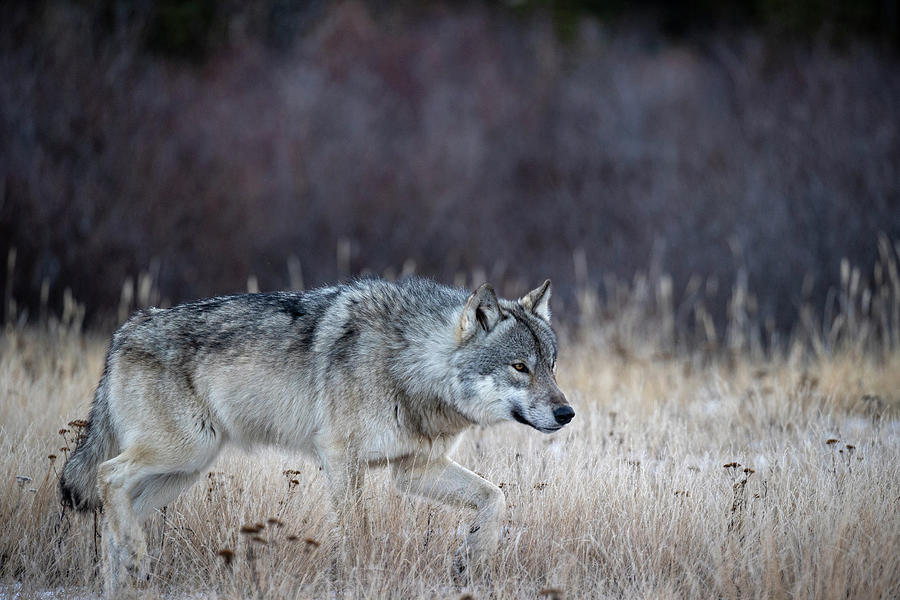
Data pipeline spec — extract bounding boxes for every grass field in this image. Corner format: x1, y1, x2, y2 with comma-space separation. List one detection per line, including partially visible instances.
2, 266, 900, 598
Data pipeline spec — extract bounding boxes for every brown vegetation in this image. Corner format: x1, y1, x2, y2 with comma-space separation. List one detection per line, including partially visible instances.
1, 258, 898, 598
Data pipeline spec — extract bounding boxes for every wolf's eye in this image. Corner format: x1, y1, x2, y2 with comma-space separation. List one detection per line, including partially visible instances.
512, 362, 529, 373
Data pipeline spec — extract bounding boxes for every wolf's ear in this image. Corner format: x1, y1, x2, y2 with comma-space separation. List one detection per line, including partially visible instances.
519, 279, 552, 323
459, 283, 503, 341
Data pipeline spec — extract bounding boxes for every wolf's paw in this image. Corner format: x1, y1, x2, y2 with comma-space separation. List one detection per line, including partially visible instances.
124, 557, 151, 584
113, 543, 151, 586
452, 545, 494, 590
105, 553, 150, 599
451, 546, 473, 588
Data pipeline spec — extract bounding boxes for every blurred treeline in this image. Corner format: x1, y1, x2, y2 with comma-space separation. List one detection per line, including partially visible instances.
1, 0, 899, 334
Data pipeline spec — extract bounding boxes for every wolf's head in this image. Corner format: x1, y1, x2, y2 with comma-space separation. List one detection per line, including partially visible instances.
452, 280, 573, 433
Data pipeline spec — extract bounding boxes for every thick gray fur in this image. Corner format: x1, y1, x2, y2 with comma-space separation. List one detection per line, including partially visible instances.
58, 276, 572, 593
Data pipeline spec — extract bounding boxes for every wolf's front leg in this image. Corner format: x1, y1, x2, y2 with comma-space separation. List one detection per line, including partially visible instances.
392, 456, 506, 585
317, 445, 368, 569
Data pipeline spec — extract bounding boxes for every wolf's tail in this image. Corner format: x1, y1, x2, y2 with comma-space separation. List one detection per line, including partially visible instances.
59, 360, 118, 512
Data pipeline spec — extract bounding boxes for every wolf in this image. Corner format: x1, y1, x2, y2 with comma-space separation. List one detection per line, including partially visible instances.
59, 276, 573, 593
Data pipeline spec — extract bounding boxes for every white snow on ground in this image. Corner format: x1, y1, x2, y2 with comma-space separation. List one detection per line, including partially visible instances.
0, 583, 213, 599
0, 583, 93, 599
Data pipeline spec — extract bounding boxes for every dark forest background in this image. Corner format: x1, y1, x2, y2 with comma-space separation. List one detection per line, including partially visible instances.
2, 0, 899, 335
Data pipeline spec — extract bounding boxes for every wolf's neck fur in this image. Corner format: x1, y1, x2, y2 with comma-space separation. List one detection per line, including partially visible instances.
389, 301, 477, 434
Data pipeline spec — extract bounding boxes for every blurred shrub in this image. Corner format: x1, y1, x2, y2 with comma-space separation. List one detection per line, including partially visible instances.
146, 0, 223, 59
60, 1, 900, 61
517, 0, 898, 45
1, 1, 898, 336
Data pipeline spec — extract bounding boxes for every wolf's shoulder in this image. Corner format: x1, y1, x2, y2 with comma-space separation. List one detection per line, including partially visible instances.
346, 276, 467, 310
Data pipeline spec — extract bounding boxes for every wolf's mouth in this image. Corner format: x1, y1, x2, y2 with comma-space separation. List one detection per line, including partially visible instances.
511, 407, 534, 428
512, 407, 563, 433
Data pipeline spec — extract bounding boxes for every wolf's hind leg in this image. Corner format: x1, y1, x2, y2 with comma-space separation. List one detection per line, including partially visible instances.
97, 447, 157, 597
97, 439, 220, 597
130, 471, 203, 515
392, 456, 505, 585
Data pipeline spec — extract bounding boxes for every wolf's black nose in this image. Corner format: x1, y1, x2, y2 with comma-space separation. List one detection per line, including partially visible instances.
553, 405, 575, 425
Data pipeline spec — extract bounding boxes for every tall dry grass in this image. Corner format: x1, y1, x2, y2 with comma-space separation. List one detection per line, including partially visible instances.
1, 253, 900, 598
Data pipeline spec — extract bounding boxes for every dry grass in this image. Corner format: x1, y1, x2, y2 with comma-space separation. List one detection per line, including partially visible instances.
1, 319, 898, 599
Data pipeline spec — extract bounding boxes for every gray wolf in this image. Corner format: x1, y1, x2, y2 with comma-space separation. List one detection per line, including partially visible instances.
59, 276, 573, 593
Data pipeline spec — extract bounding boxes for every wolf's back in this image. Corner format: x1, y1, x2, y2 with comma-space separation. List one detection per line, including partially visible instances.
59, 358, 118, 512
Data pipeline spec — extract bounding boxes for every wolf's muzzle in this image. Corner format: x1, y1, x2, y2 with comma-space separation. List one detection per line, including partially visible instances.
553, 405, 575, 425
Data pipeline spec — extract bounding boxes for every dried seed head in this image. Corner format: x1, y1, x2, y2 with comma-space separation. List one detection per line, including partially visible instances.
304, 538, 320, 548
58, 429, 68, 435
286, 535, 299, 542
240, 524, 263, 535
48, 454, 57, 461
217, 549, 235, 566
267, 518, 284, 527
250, 535, 267, 545
846, 444, 855, 451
